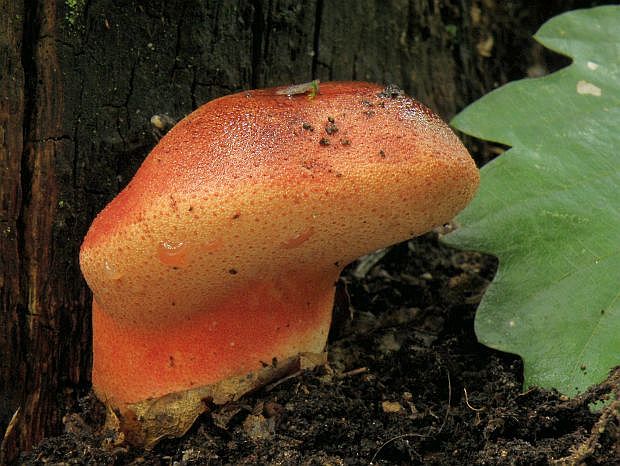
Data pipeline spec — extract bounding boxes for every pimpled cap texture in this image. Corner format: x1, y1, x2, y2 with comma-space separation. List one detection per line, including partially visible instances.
80, 81, 479, 329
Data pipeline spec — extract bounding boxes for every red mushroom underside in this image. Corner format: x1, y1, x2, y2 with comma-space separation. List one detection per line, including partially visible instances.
92, 271, 336, 406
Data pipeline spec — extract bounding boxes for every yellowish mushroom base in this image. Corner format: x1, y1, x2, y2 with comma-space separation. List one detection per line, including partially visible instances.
104, 351, 326, 448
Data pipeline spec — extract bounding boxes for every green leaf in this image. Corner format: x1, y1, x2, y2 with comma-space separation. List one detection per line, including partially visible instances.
444, 6, 620, 396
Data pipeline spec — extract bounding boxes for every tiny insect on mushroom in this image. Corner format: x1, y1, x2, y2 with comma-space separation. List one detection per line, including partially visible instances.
79, 81, 479, 447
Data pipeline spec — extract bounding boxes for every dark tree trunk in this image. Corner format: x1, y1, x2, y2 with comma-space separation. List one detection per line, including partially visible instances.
0, 0, 608, 462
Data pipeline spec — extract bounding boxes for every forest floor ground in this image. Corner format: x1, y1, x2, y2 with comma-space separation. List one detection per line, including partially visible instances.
21, 233, 619, 465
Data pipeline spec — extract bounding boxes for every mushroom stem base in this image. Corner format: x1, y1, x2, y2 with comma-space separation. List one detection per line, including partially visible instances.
91, 275, 337, 446
105, 351, 327, 448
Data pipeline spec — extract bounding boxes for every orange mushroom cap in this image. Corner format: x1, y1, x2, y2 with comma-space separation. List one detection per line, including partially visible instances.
79, 81, 479, 446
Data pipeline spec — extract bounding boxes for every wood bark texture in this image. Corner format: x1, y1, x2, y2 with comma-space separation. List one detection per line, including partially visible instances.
0, 0, 607, 461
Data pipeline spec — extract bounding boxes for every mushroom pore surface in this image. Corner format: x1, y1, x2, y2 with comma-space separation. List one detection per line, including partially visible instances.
80, 81, 479, 442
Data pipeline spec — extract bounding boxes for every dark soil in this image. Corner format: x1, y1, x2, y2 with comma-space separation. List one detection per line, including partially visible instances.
20, 234, 619, 465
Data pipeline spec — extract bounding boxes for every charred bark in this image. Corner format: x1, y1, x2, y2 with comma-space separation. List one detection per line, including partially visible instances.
0, 0, 610, 462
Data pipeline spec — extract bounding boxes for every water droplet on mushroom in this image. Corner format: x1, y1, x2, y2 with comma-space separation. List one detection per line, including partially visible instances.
281, 227, 315, 249
157, 241, 189, 267
103, 259, 123, 280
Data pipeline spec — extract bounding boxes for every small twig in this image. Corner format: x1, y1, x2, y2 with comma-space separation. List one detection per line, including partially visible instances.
264, 370, 303, 392
463, 387, 484, 412
339, 367, 368, 378
515, 387, 537, 398
463, 387, 484, 425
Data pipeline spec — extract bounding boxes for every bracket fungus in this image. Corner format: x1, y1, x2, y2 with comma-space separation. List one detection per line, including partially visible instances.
80, 81, 479, 446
